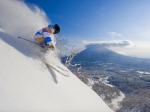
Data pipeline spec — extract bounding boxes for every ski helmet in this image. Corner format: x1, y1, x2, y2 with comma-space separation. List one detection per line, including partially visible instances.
53, 24, 60, 34
48, 24, 60, 34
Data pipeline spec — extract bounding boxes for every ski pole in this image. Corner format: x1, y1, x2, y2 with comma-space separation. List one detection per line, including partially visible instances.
17, 36, 38, 45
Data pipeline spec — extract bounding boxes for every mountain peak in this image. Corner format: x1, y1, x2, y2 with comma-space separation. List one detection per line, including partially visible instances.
72, 44, 150, 69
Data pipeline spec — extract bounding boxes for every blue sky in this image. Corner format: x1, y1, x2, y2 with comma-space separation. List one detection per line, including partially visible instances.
25, 0, 150, 41
25, 0, 150, 58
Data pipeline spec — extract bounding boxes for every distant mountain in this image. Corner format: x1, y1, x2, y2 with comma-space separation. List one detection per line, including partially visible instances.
72, 44, 150, 70
62, 44, 150, 112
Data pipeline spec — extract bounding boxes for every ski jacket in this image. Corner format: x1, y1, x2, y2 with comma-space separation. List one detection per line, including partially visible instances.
34, 27, 56, 46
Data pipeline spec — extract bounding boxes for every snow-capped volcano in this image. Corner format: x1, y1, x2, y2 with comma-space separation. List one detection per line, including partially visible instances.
0, 31, 113, 111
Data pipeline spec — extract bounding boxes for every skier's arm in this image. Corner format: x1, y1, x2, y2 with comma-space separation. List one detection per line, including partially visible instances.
34, 30, 44, 43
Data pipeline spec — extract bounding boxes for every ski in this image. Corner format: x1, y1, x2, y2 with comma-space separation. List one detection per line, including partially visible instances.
52, 64, 70, 73
57, 66, 68, 72
42, 59, 69, 77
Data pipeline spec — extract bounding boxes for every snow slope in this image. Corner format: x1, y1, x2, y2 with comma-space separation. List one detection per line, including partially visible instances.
0, 31, 113, 112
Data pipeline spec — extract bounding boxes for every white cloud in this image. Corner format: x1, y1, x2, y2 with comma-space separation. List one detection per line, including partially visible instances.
82, 40, 133, 48
0, 0, 49, 38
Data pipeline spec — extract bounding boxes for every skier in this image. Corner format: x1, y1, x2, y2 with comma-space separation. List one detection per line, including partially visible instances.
34, 24, 60, 49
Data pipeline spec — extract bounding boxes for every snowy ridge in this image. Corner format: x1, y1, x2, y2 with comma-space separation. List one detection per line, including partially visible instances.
0, 31, 113, 112
1, 0, 113, 111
